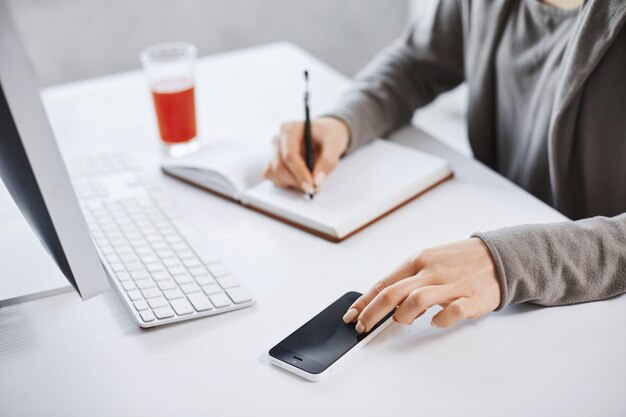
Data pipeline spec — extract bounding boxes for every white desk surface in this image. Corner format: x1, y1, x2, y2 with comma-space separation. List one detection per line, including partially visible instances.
1, 42, 625, 417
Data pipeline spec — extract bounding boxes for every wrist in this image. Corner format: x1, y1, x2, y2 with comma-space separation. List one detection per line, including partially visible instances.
319, 116, 350, 156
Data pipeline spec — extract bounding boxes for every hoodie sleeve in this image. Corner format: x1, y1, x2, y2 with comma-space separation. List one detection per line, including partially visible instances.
324, 0, 466, 152
473, 214, 626, 310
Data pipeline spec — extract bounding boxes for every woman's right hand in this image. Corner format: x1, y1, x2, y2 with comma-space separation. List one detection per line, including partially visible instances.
263, 117, 350, 194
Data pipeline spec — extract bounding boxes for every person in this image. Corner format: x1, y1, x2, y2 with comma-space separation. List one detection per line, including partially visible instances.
264, 0, 626, 333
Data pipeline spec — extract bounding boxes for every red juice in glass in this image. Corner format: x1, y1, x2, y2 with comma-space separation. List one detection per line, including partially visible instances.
140, 42, 200, 156
152, 79, 197, 144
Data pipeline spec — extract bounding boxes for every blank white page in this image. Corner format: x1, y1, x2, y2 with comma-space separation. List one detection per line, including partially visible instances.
241, 140, 451, 238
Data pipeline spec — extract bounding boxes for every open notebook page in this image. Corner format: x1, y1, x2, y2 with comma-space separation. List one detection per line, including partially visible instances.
162, 139, 270, 200
240, 140, 451, 238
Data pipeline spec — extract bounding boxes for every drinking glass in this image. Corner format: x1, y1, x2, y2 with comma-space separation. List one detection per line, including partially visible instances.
140, 42, 200, 157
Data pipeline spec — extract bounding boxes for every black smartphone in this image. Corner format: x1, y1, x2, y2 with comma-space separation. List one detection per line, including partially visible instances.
268, 291, 394, 381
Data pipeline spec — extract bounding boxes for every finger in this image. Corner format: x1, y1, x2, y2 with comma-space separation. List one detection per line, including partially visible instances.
393, 285, 458, 325
343, 259, 419, 323
356, 273, 435, 332
268, 161, 301, 189
264, 142, 300, 188
278, 130, 314, 194
431, 297, 478, 329
312, 150, 339, 189
263, 159, 293, 188
264, 166, 293, 188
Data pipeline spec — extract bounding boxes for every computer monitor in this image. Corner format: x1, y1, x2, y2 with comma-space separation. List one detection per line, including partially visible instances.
0, 0, 109, 300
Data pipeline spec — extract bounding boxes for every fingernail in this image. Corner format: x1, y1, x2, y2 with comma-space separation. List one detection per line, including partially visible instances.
355, 321, 365, 333
343, 308, 358, 323
431, 320, 438, 328
314, 172, 326, 188
301, 182, 315, 196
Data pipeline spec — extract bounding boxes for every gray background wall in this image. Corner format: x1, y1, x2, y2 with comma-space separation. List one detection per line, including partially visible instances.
7, 0, 409, 86
6, 0, 470, 155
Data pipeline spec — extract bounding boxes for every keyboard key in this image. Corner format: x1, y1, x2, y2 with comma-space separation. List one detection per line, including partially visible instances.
173, 274, 193, 285
217, 275, 240, 289
171, 242, 189, 252
109, 262, 126, 273
153, 306, 175, 319
151, 242, 169, 251
140, 310, 156, 322
105, 231, 123, 241
131, 270, 150, 281
188, 266, 209, 277
137, 219, 155, 228
163, 258, 181, 267
136, 247, 153, 256
133, 300, 149, 311
145, 263, 164, 273
209, 292, 231, 308
99, 245, 115, 256
155, 249, 176, 259
117, 222, 135, 231
140, 254, 158, 264
115, 245, 134, 254
122, 281, 136, 291
196, 276, 216, 286
105, 253, 120, 264
187, 293, 212, 311
126, 290, 143, 301
180, 282, 201, 294
125, 261, 144, 272
141, 288, 161, 299
109, 238, 126, 247
207, 263, 229, 277
130, 238, 147, 248
125, 232, 142, 241
165, 235, 183, 244
202, 283, 222, 295
163, 288, 184, 300
116, 271, 132, 282
157, 279, 177, 291
154, 220, 171, 229
226, 287, 253, 304
183, 258, 202, 268
135, 279, 155, 290
170, 298, 193, 315
167, 265, 186, 276
143, 228, 159, 237
176, 249, 196, 260
151, 271, 171, 281
148, 296, 168, 309
160, 226, 177, 236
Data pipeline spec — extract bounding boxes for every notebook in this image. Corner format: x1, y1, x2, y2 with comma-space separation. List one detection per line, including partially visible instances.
162, 139, 452, 242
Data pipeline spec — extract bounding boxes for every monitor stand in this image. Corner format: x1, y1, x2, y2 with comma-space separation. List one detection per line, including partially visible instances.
0, 181, 71, 307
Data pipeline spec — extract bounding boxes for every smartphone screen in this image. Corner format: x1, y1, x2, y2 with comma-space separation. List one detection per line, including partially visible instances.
269, 291, 394, 375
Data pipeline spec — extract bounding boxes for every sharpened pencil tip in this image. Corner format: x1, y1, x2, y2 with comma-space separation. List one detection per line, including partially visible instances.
304, 70, 308, 80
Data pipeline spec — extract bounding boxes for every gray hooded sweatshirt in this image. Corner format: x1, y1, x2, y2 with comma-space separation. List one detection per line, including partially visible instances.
327, 0, 626, 310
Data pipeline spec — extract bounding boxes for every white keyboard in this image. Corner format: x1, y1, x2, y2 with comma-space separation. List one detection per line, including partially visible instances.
69, 153, 255, 327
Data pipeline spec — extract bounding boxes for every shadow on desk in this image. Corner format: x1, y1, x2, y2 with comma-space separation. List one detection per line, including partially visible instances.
385, 303, 546, 352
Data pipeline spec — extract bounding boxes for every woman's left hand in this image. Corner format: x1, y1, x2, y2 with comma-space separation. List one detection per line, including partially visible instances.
343, 238, 502, 332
